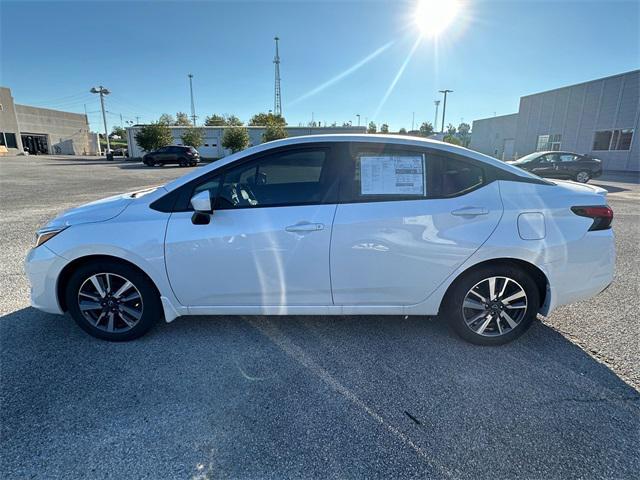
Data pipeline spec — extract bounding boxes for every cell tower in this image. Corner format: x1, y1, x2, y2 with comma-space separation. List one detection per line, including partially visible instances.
273, 36, 282, 117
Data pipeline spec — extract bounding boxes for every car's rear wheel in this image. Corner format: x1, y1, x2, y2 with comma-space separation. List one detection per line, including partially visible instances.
65, 262, 161, 341
443, 264, 540, 345
575, 170, 590, 183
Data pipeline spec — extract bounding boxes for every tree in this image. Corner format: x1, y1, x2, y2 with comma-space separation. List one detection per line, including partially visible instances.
180, 127, 204, 148
446, 123, 457, 136
158, 113, 175, 125
134, 122, 173, 152
367, 121, 377, 133
175, 112, 192, 126
204, 114, 244, 126
443, 134, 462, 145
262, 123, 288, 143
457, 122, 471, 147
380, 123, 389, 134
226, 115, 244, 126
399, 127, 407, 134
110, 126, 126, 139
249, 112, 286, 126
419, 121, 434, 137
222, 126, 250, 153
204, 114, 226, 126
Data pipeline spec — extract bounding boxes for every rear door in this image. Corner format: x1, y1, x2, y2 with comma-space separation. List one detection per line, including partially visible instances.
330, 143, 503, 306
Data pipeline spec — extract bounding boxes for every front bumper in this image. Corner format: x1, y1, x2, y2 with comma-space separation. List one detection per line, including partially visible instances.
24, 245, 67, 315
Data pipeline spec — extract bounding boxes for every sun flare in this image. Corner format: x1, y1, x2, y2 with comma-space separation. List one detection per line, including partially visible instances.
414, 0, 462, 37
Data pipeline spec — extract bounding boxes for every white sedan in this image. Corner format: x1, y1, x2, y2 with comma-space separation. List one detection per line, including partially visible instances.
25, 135, 615, 345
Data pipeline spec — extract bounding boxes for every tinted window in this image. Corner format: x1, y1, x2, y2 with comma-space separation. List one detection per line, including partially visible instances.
433, 157, 484, 197
558, 153, 577, 162
216, 149, 334, 209
340, 143, 429, 202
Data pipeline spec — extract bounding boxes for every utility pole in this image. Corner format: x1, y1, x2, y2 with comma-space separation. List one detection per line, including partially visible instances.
188, 73, 197, 126
273, 36, 282, 117
439, 90, 453, 133
135, 116, 140, 125
411, 111, 415, 131
433, 100, 440, 133
90, 86, 111, 155
120, 113, 124, 128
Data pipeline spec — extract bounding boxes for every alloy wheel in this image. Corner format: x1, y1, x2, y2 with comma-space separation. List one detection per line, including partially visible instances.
77, 273, 144, 333
576, 171, 590, 183
462, 276, 528, 337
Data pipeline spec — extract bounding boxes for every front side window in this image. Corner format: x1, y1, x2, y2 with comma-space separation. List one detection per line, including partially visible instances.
215, 148, 333, 209
559, 153, 577, 162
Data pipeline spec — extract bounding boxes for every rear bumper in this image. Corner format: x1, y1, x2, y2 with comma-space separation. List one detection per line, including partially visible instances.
542, 229, 615, 315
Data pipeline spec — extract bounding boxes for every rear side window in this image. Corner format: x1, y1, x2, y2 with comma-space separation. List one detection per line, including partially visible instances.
340, 143, 429, 202
432, 156, 484, 197
339, 143, 487, 201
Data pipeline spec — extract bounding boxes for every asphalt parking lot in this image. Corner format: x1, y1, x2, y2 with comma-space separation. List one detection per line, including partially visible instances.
1, 155, 638, 479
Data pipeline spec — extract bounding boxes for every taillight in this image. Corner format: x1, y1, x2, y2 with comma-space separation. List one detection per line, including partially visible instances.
571, 205, 613, 231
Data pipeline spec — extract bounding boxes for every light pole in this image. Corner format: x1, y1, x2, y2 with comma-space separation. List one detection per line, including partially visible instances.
188, 73, 196, 126
356, 114, 360, 127
433, 100, 440, 132
90, 86, 111, 155
439, 89, 453, 133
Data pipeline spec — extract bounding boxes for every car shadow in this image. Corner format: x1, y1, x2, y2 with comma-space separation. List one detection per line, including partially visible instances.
1, 309, 638, 479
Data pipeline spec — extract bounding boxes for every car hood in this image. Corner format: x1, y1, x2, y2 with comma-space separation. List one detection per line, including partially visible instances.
44, 186, 160, 228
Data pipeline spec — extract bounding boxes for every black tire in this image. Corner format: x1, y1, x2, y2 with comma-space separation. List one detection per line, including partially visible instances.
442, 264, 540, 346
179, 158, 188, 167
575, 170, 590, 183
65, 261, 162, 341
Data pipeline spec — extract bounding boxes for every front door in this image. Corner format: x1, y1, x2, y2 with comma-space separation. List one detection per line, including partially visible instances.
164, 146, 339, 306
330, 143, 503, 305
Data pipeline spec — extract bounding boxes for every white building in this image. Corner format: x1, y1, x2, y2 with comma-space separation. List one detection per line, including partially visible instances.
126, 125, 367, 159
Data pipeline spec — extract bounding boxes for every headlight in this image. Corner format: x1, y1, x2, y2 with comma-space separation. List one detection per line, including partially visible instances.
34, 226, 67, 247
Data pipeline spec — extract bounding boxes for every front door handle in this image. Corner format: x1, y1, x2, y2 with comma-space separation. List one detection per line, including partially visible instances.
451, 207, 489, 217
285, 222, 324, 233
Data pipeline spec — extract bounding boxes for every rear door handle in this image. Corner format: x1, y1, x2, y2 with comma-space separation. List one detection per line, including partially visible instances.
285, 222, 324, 233
451, 207, 489, 217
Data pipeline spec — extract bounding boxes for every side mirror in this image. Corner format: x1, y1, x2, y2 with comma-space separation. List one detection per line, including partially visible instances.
190, 191, 212, 225
190, 190, 212, 213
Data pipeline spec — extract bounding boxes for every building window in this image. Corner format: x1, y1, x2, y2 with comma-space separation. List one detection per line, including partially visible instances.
4, 133, 17, 149
536, 134, 561, 151
593, 129, 634, 151
0, 132, 5, 146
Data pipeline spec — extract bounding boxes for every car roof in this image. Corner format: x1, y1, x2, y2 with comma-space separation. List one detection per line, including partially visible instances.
163, 134, 542, 191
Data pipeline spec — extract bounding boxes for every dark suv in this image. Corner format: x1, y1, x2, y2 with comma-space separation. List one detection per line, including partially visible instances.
142, 145, 200, 167
507, 151, 602, 183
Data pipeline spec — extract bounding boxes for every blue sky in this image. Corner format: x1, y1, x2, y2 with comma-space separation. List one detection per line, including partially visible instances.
1, 0, 638, 133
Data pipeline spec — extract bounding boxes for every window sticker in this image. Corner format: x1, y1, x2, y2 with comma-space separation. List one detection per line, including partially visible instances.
359, 155, 425, 195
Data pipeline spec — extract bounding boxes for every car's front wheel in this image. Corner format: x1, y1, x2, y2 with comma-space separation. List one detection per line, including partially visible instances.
442, 264, 540, 345
65, 261, 161, 341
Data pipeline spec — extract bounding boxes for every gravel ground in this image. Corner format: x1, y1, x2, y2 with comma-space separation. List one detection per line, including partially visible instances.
1, 155, 638, 479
